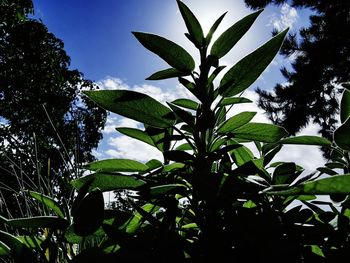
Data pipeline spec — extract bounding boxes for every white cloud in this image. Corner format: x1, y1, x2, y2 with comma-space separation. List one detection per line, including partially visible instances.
268, 3, 298, 31
107, 136, 163, 162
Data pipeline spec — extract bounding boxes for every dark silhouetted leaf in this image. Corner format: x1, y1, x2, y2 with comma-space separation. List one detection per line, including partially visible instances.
341, 89, 350, 123
210, 9, 263, 58
219, 97, 252, 106
146, 68, 188, 80
177, 0, 204, 47
73, 189, 104, 236
140, 184, 187, 197
206, 12, 227, 45
273, 162, 296, 185
164, 150, 194, 163
219, 28, 288, 97
132, 32, 195, 73
84, 90, 176, 128
334, 117, 350, 151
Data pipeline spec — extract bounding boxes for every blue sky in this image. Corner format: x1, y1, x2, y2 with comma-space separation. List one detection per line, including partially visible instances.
32, 0, 323, 171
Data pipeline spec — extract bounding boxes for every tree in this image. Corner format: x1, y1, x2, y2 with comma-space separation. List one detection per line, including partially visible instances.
0, 0, 107, 216
244, 0, 350, 141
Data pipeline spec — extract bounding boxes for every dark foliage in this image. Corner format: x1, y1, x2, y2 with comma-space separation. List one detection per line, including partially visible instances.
245, 0, 350, 140
0, 0, 107, 215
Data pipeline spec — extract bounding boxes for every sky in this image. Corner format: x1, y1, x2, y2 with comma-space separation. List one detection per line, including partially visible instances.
32, 0, 324, 173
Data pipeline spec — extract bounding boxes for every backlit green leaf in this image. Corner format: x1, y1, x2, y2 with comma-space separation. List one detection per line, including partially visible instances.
218, 111, 256, 133
0, 241, 10, 256
172, 98, 199, 111
27, 191, 65, 218
177, 0, 204, 47
116, 127, 155, 147
303, 174, 350, 194
71, 173, 146, 192
219, 28, 288, 97
232, 123, 288, 143
210, 9, 263, 59
219, 97, 252, 107
84, 90, 175, 128
146, 68, 187, 80
84, 159, 149, 172
278, 136, 332, 147
132, 32, 195, 73
334, 117, 350, 151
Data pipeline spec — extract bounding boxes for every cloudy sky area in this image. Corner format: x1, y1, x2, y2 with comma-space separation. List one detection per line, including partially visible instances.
33, 0, 323, 172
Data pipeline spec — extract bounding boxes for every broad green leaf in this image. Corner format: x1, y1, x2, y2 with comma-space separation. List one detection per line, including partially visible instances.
84, 90, 176, 128
341, 89, 350, 123
132, 32, 195, 73
168, 102, 195, 125
164, 163, 185, 171
278, 136, 332, 147
232, 123, 288, 143
219, 28, 288, 97
3, 216, 69, 229
73, 189, 104, 236
71, 173, 146, 192
0, 231, 34, 260
208, 66, 226, 86
303, 174, 350, 194
17, 236, 43, 249
334, 117, 350, 151
172, 98, 199, 111
124, 203, 159, 234
243, 200, 257, 208
273, 162, 296, 185
116, 127, 155, 147
231, 145, 254, 166
0, 241, 10, 256
144, 125, 170, 152
64, 225, 105, 244
146, 68, 187, 80
218, 111, 256, 133
177, 0, 204, 47
267, 174, 350, 195
206, 12, 227, 45
210, 9, 263, 59
84, 159, 149, 172
27, 191, 65, 218
146, 159, 163, 170
176, 143, 193, 151
140, 184, 187, 197
181, 223, 198, 229
219, 97, 252, 107
310, 245, 325, 258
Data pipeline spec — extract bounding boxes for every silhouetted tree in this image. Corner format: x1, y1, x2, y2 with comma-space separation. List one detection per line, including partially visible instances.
0, 0, 107, 215
244, 0, 350, 141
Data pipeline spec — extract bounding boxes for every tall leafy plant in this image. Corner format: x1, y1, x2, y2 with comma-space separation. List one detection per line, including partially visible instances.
1, 1, 350, 262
